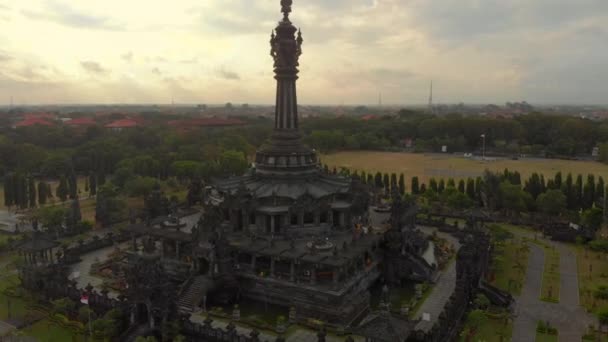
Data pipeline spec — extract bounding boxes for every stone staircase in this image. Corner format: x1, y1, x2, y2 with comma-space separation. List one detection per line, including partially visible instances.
177, 275, 213, 313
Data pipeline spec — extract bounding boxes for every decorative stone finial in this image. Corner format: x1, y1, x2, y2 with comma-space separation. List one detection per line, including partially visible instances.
281, 0, 293, 20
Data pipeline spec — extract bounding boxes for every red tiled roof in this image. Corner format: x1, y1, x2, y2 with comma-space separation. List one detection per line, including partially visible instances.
24, 113, 56, 120
105, 119, 138, 128
66, 117, 97, 126
361, 114, 378, 121
14, 118, 55, 127
168, 117, 246, 128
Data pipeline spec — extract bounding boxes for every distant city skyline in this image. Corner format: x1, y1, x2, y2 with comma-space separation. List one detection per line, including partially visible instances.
1, 0, 607, 105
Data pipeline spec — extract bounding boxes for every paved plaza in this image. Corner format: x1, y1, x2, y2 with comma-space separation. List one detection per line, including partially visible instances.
511, 233, 594, 342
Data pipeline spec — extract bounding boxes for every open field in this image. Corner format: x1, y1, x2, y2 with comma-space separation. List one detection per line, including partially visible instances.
577, 247, 608, 313
322, 151, 608, 183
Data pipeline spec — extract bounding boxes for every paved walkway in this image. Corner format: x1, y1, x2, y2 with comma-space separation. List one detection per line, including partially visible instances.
511, 233, 594, 342
414, 226, 461, 332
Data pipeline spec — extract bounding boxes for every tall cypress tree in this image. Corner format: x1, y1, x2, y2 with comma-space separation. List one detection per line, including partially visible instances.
17, 174, 28, 209
56, 176, 69, 202
383, 173, 390, 193
447, 178, 456, 188
38, 181, 48, 205
374, 172, 383, 189
366, 173, 373, 185
583, 174, 595, 210
390, 173, 397, 189
89, 174, 97, 196
398, 174, 405, 195
466, 178, 475, 199
429, 178, 438, 193
596, 177, 605, 205
68, 173, 77, 199
28, 177, 36, 208
360, 171, 367, 184
3, 174, 14, 208
563, 173, 575, 209
458, 179, 465, 193
438, 179, 446, 193
575, 174, 584, 209
554, 172, 563, 190
411, 176, 420, 195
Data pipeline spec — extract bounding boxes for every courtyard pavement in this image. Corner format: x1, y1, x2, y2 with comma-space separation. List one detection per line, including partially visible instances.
68, 242, 130, 298
511, 233, 594, 342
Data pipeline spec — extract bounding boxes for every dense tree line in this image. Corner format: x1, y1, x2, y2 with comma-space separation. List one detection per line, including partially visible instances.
329, 165, 607, 230
302, 111, 608, 157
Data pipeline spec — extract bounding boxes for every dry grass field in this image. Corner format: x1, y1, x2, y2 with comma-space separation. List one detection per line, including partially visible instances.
321, 151, 608, 184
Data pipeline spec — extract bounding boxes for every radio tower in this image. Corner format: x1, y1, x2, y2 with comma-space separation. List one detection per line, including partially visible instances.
427, 80, 434, 114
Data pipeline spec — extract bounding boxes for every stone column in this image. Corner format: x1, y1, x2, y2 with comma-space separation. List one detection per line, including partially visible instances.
298, 213, 304, 227
271, 215, 276, 234
49, 248, 53, 264
290, 261, 295, 282
339, 212, 345, 226
314, 210, 320, 226
332, 268, 339, 285
252, 255, 257, 272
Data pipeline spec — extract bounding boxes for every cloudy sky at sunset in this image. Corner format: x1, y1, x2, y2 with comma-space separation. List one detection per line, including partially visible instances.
0, 0, 607, 105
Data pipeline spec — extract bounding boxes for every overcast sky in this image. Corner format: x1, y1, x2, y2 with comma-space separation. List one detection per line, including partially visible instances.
0, 0, 607, 105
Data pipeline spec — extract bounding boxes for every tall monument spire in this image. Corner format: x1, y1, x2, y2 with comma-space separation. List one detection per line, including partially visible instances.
255, 0, 318, 176
270, 0, 302, 130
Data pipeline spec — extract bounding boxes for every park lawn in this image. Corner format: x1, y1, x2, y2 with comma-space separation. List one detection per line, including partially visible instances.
321, 151, 608, 185
458, 313, 512, 342
0, 271, 29, 320
490, 239, 530, 296
20, 319, 86, 342
536, 331, 558, 342
77, 197, 97, 222
538, 242, 560, 303
576, 247, 608, 313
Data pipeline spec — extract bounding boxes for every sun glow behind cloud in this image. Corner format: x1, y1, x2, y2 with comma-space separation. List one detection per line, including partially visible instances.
0, 0, 607, 105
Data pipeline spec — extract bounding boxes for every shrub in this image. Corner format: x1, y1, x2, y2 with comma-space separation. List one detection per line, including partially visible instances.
594, 286, 608, 300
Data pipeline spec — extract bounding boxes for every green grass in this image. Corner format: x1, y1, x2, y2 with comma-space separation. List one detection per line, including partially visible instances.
19, 319, 86, 342
489, 238, 530, 296
537, 242, 560, 303
577, 246, 608, 313
536, 331, 558, 342
459, 311, 513, 342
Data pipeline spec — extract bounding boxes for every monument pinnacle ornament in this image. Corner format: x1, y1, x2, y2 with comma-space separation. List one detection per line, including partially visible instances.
255, 0, 318, 176
281, 0, 292, 20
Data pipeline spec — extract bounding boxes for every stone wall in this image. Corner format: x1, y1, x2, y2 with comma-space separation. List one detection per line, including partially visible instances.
181, 316, 356, 342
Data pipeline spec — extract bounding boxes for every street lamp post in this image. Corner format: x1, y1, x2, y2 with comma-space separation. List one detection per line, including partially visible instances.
481, 134, 486, 161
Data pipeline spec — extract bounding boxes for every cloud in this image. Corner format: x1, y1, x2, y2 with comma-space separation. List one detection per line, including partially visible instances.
216, 67, 240, 80
0, 52, 12, 62
21, 2, 124, 30
80, 61, 108, 74
121, 52, 133, 62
